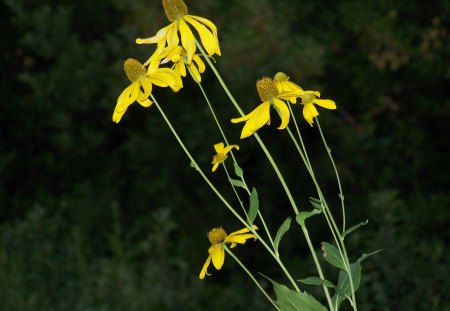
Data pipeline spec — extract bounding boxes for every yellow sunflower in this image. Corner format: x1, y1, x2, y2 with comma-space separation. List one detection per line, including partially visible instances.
136, 0, 221, 65
299, 91, 336, 126
199, 226, 257, 279
161, 45, 206, 83
231, 77, 292, 139
211, 142, 239, 172
112, 58, 183, 123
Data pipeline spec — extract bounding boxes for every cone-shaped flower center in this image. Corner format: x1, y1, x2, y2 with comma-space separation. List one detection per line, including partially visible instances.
163, 0, 188, 22
273, 72, 289, 83
124, 58, 146, 83
257, 77, 279, 102
207, 227, 227, 245
301, 93, 316, 104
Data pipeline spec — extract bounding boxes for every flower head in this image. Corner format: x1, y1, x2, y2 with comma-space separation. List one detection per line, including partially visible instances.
211, 142, 239, 172
199, 225, 257, 279
161, 45, 206, 83
231, 77, 290, 139
299, 91, 336, 126
113, 58, 183, 123
273, 72, 304, 103
136, 0, 221, 66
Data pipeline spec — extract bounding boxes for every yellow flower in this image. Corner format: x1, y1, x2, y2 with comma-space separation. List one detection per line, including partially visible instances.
273, 72, 304, 104
231, 77, 291, 139
161, 46, 206, 83
211, 142, 239, 172
199, 226, 257, 279
136, 0, 221, 65
299, 91, 337, 126
113, 58, 183, 123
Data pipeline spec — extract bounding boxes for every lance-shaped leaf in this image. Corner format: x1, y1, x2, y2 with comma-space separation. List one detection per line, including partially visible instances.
298, 277, 335, 289
321, 242, 346, 271
332, 261, 361, 310
234, 163, 244, 178
342, 219, 368, 239
274, 217, 291, 255
247, 187, 259, 225
309, 197, 323, 210
263, 275, 328, 311
229, 178, 245, 188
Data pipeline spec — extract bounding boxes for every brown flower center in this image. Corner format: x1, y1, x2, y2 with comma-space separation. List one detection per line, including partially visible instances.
207, 227, 227, 245
256, 77, 279, 102
124, 58, 146, 83
163, 0, 188, 22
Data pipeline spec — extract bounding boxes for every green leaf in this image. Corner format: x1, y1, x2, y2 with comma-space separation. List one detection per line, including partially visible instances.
267, 277, 328, 311
247, 188, 259, 225
342, 219, 368, 239
321, 242, 346, 271
332, 261, 361, 310
229, 178, 245, 188
309, 197, 323, 210
234, 163, 244, 178
298, 277, 335, 288
274, 217, 291, 255
295, 208, 322, 227
357, 249, 383, 263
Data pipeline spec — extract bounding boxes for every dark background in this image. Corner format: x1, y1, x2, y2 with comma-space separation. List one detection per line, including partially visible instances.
1, 0, 449, 310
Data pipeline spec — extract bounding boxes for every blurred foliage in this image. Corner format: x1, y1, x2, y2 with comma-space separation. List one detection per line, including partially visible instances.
0, 0, 449, 310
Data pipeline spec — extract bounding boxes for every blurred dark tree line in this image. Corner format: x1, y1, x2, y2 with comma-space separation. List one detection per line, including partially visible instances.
0, 0, 448, 310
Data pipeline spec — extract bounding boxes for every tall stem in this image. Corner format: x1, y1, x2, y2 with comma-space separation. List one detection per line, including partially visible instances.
150, 94, 300, 292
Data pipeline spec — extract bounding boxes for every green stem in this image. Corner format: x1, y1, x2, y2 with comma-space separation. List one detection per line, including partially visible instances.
150, 94, 300, 292
316, 118, 346, 233
285, 110, 357, 310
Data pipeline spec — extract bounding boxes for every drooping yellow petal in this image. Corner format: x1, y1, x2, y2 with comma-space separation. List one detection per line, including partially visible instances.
177, 60, 187, 77
185, 16, 219, 57
138, 76, 153, 98
188, 15, 221, 56
188, 62, 201, 82
222, 144, 239, 154
150, 68, 183, 91
226, 225, 258, 238
313, 99, 336, 110
193, 54, 205, 73
113, 82, 140, 123
210, 246, 225, 270
225, 233, 257, 245
211, 162, 220, 172
179, 19, 196, 63
135, 24, 172, 45
272, 98, 290, 130
303, 103, 319, 126
232, 102, 271, 139
199, 253, 212, 279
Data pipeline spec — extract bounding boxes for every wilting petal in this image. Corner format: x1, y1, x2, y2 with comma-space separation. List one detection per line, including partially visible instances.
179, 19, 196, 63
139, 76, 153, 98
303, 103, 319, 126
211, 246, 225, 270
199, 254, 212, 279
272, 98, 290, 130
185, 16, 219, 56
313, 99, 336, 110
